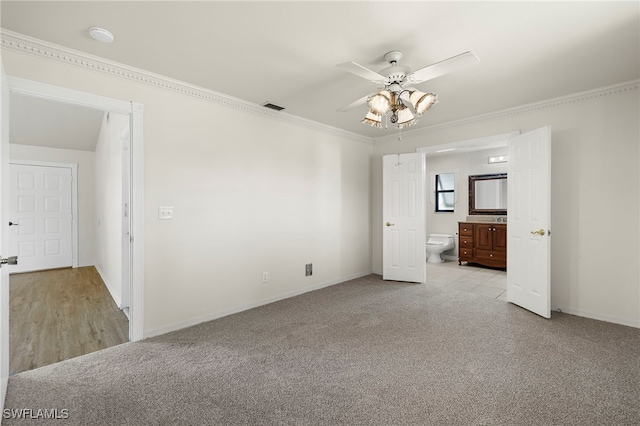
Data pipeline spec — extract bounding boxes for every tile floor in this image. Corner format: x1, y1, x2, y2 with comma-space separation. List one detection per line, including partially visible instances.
425, 259, 507, 300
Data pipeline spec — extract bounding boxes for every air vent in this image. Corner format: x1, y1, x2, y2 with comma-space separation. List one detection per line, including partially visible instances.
262, 102, 285, 111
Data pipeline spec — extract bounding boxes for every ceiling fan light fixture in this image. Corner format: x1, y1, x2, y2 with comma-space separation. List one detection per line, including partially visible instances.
337, 49, 478, 133
410, 91, 437, 116
367, 90, 391, 115
361, 111, 383, 128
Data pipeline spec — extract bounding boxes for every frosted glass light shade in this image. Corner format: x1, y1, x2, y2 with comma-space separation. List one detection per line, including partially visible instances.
409, 91, 437, 116
361, 111, 383, 128
395, 105, 415, 128
367, 90, 391, 115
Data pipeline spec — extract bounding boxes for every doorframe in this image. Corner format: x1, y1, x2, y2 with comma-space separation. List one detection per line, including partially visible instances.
6, 76, 145, 342
9, 160, 79, 269
416, 132, 519, 262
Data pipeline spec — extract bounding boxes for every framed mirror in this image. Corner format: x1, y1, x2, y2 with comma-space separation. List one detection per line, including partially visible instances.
469, 173, 507, 215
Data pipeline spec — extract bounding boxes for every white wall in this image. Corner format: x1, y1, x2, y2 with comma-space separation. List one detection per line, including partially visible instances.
372, 88, 640, 327
94, 112, 127, 307
9, 144, 96, 267
425, 147, 508, 258
1, 48, 373, 336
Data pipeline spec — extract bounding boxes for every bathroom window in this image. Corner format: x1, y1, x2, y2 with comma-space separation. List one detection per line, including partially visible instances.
435, 173, 455, 212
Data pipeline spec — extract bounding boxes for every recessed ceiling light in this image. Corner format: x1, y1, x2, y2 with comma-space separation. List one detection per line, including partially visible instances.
88, 27, 114, 43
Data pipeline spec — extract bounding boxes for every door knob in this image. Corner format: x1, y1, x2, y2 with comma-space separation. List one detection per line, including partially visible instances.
386, 222, 395, 227
530, 229, 546, 236
8, 222, 18, 226
0, 256, 18, 267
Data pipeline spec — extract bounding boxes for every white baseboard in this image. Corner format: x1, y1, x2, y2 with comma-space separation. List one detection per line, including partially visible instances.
552, 306, 639, 329
94, 264, 121, 309
144, 270, 373, 339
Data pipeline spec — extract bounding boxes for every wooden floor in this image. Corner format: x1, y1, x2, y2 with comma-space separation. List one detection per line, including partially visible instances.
9, 266, 129, 375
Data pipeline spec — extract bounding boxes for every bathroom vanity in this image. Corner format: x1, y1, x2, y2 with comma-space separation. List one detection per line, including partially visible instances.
458, 222, 507, 269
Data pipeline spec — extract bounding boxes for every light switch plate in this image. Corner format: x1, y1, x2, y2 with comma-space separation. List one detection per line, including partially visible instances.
159, 206, 173, 220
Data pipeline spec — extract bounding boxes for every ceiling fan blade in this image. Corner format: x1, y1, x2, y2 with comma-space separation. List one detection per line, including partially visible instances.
407, 51, 479, 84
337, 93, 374, 112
336, 61, 387, 83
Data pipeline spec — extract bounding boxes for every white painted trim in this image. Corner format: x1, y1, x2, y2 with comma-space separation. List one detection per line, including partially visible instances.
6, 76, 131, 115
417, 131, 520, 155
552, 306, 640, 329
129, 102, 144, 342
6, 77, 145, 343
8, 160, 79, 268
1, 30, 371, 146
1, 57, 10, 420
144, 270, 373, 339
95, 263, 121, 308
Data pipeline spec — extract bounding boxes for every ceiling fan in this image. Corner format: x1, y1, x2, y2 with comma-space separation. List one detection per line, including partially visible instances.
336, 50, 479, 129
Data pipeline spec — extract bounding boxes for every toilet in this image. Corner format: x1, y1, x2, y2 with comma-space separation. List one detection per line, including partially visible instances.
426, 234, 455, 263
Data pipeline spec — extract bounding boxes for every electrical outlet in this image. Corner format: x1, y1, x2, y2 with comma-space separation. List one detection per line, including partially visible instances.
158, 206, 174, 220
262, 272, 268, 283
305, 263, 312, 276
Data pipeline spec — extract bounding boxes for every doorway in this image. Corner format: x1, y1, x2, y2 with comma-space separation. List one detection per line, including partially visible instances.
415, 133, 512, 302
417, 129, 552, 317
2, 77, 144, 376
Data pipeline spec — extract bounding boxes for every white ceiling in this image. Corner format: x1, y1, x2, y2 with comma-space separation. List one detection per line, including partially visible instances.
2, 1, 638, 140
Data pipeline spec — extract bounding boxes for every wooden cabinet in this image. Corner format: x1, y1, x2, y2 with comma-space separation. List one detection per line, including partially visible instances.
458, 222, 507, 269
458, 223, 475, 264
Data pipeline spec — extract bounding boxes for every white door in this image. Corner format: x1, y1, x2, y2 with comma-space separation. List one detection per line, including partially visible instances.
1, 59, 11, 412
8, 164, 73, 273
507, 126, 552, 318
383, 153, 426, 283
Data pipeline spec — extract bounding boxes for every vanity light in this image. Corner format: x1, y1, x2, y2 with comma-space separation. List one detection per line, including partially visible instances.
488, 155, 508, 164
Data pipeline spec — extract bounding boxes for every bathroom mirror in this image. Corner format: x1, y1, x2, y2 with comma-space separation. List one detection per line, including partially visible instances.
469, 173, 507, 215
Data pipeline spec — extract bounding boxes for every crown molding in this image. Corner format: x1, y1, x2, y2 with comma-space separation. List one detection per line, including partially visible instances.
0, 29, 372, 146
373, 79, 639, 144
3, 29, 636, 148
